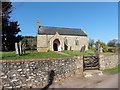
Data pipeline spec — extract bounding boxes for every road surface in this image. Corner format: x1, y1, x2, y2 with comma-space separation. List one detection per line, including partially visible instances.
49, 72, 119, 88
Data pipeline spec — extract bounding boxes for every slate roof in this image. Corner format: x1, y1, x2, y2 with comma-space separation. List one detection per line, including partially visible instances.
38, 26, 87, 36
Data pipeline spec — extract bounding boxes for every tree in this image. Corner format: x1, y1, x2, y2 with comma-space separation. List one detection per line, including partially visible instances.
107, 39, 119, 47
88, 38, 95, 49
2, 2, 22, 51
21, 36, 37, 50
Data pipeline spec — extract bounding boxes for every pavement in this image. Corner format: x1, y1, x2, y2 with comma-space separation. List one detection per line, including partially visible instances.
49, 72, 119, 88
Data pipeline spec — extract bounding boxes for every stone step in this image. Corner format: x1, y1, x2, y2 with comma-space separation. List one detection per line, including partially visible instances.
83, 70, 103, 77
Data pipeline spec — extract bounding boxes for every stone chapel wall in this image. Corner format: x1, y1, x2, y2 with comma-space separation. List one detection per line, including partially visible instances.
37, 34, 88, 52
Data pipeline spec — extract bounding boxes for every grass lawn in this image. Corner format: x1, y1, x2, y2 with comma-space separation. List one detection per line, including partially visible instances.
1, 50, 71, 60
62, 50, 116, 56
1, 50, 117, 60
62, 50, 94, 56
102, 52, 116, 54
103, 64, 120, 73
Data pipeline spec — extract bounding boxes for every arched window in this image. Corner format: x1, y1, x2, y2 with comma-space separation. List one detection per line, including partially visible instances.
64, 38, 68, 50
75, 38, 79, 46
64, 38, 68, 45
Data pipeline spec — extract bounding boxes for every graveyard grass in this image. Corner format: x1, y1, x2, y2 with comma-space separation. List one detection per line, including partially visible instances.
1, 51, 71, 60
62, 50, 94, 56
1, 50, 116, 60
103, 64, 120, 72
62, 50, 115, 56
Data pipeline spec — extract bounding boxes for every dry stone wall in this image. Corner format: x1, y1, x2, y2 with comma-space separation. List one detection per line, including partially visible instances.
99, 54, 118, 70
0, 56, 83, 89
0, 54, 119, 89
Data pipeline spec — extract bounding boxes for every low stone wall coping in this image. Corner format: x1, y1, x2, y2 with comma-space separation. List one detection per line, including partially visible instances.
0, 57, 77, 63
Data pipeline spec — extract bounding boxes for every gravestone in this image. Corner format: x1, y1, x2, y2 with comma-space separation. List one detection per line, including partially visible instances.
15, 42, 20, 56
80, 45, 86, 52
70, 46, 72, 50
100, 47, 103, 53
19, 41, 22, 55
15, 41, 25, 56
22, 43, 26, 54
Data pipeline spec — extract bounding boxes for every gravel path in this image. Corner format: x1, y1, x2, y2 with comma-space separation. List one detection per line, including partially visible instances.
49, 72, 119, 88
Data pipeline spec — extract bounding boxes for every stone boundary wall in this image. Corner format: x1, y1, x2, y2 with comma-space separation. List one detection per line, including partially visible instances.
0, 56, 83, 89
99, 54, 118, 70
0, 54, 119, 89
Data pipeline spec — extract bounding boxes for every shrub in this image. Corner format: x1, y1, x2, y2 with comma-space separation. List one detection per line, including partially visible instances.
100, 42, 108, 52
91, 47, 96, 51
95, 41, 108, 52
88, 45, 91, 49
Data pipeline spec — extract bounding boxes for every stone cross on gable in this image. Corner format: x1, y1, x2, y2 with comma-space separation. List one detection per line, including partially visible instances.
37, 18, 40, 27
36, 18, 40, 35
95, 40, 101, 54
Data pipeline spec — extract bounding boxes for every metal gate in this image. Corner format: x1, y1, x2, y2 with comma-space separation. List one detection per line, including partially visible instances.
83, 56, 100, 71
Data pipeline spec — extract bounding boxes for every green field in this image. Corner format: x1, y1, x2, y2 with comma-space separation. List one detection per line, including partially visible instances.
1, 51, 71, 60
103, 64, 120, 73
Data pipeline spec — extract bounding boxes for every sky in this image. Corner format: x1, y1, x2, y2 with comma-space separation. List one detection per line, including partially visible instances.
9, 0, 120, 2
10, 2, 118, 43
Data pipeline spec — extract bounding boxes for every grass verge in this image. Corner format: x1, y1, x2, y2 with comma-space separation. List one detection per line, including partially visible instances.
103, 64, 120, 73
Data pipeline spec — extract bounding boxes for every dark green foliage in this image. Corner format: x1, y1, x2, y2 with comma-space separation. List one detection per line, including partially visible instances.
108, 47, 116, 52
2, 2, 12, 19
2, 2, 22, 51
21, 36, 37, 50
107, 39, 120, 47
88, 39, 95, 50
88, 45, 91, 49
107, 39, 120, 53
107, 41, 115, 47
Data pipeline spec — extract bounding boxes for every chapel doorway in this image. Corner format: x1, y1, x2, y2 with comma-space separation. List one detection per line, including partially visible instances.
53, 39, 61, 51
53, 43, 58, 51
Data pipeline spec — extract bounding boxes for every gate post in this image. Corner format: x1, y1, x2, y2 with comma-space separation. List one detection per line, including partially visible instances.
95, 54, 100, 70
75, 55, 84, 77
83, 55, 85, 71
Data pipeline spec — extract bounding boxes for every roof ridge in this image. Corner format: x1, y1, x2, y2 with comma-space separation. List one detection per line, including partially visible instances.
79, 28, 88, 36
40, 26, 81, 30
38, 25, 88, 36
